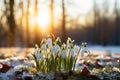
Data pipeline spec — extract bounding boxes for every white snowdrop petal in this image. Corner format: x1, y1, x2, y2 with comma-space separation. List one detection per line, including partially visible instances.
74, 45, 80, 53
61, 50, 66, 58
41, 44, 47, 51
70, 49, 74, 57
67, 43, 72, 48
37, 53, 43, 61
46, 38, 52, 48
80, 47, 90, 57
52, 44, 60, 54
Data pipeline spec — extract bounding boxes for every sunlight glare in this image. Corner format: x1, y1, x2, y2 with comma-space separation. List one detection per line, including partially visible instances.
37, 7, 50, 32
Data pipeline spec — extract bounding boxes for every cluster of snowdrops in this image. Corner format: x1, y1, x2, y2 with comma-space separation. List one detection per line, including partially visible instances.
33, 37, 89, 73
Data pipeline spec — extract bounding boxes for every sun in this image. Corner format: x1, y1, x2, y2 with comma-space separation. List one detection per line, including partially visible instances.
37, 7, 50, 32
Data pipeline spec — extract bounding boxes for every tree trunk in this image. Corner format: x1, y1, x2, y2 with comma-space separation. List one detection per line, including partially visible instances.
115, 0, 120, 45
5, 0, 16, 46
62, 0, 66, 43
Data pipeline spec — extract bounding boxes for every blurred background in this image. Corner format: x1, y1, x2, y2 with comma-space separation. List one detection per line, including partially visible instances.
0, 0, 120, 47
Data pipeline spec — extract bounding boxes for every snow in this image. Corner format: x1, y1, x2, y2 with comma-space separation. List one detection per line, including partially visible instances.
0, 46, 120, 80
88, 45, 120, 54
88, 45, 120, 58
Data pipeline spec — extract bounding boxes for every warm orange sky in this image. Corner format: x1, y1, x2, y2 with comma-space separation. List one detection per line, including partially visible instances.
0, 0, 117, 33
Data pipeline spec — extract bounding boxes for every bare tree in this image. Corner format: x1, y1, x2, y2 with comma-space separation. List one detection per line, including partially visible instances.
100, 0, 110, 46
62, 0, 66, 43
114, 0, 120, 45
4, 0, 16, 46
93, 0, 102, 44
19, 0, 24, 47
26, 0, 30, 47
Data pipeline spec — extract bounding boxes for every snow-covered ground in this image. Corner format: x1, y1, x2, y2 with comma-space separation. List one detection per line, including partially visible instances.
88, 45, 120, 58
0, 46, 120, 58
88, 45, 120, 54
0, 46, 120, 80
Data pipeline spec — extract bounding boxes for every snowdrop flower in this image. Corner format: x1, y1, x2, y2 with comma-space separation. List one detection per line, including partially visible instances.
80, 47, 90, 57
36, 53, 43, 61
67, 43, 72, 48
61, 50, 66, 58
70, 49, 75, 57
74, 45, 80, 54
67, 37, 73, 44
41, 43, 47, 51
46, 38, 52, 49
81, 42, 87, 47
52, 44, 60, 55
66, 37, 74, 48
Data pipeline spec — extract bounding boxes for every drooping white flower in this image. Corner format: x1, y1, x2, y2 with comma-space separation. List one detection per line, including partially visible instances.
80, 47, 90, 57
61, 50, 66, 58
41, 43, 47, 51
67, 43, 72, 48
74, 45, 80, 54
36, 53, 43, 61
66, 37, 74, 48
62, 43, 66, 48
46, 38, 52, 49
52, 44, 60, 55
70, 49, 75, 57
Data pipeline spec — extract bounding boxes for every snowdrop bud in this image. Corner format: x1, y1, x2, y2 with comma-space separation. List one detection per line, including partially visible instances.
34, 45, 39, 53
62, 43, 66, 49
80, 47, 90, 57
41, 43, 47, 51
52, 44, 60, 55
81, 42, 87, 47
67, 37, 72, 44
74, 45, 80, 53
46, 38, 52, 48
61, 50, 66, 58
70, 49, 74, 57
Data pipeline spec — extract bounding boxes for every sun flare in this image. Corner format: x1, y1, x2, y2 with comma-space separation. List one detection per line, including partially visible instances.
37, 8, 50, 32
